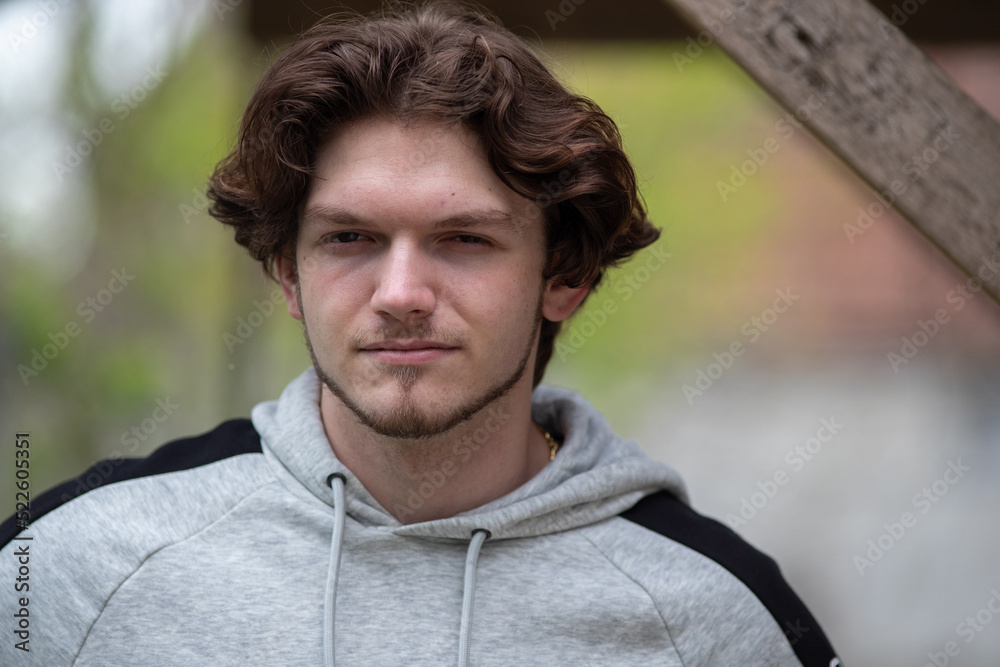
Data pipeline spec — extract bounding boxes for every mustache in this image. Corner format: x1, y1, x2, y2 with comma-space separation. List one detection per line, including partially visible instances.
350, 323, 470, 349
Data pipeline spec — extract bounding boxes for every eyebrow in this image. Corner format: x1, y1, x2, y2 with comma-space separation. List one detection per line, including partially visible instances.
301, 204, 529, 233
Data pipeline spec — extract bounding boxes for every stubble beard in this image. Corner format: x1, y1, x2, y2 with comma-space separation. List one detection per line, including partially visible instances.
298, 284, 545, 440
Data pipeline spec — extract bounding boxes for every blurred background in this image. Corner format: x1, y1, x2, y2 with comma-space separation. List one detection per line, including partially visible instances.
2, 0, 999, 663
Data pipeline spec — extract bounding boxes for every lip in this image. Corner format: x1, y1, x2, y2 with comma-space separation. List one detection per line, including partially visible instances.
360, 339, 456, 351
359, 340, 459, 364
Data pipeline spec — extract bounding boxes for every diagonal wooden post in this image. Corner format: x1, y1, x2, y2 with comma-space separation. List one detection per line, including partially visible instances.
662, 0, 1000, 304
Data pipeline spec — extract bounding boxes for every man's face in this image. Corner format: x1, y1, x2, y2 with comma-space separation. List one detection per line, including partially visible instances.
279, 117, 557, 439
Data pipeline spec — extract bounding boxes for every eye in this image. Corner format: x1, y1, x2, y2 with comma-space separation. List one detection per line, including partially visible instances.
449, 234, 492, 247
323, 231, 368, 244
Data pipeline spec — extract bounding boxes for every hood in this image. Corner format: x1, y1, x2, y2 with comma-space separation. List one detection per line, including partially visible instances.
251, 367, 688, 541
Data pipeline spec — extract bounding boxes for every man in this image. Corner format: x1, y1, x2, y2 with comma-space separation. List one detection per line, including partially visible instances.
1, 2, 840, 665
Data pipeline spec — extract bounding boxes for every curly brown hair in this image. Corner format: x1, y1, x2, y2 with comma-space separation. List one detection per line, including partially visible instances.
207, 0, 659, 386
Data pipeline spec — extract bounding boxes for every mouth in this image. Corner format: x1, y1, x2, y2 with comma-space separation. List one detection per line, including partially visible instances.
359, 339, 459, 364
361, 340, 456, 351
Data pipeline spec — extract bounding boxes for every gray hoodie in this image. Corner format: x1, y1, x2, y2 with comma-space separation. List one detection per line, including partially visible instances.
1, 368, 839, 665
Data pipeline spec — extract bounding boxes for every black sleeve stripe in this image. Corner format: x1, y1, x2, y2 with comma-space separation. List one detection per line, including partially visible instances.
1, 419, 262, 549
620, 490, 840, 667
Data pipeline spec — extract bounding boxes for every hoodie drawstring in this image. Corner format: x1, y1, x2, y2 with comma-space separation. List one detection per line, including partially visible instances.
458, 528, 490, 667
322, 475, 489, 667
324, 473, 347, 667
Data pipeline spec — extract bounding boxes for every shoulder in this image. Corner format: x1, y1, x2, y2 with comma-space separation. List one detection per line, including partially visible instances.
1, 418, 264, 548
583, 490, 841, 667
0, 419, 273, 665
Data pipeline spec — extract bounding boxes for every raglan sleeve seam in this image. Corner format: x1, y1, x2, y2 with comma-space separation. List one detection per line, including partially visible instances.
69, 480, 282, 666
579, 531, 691, 667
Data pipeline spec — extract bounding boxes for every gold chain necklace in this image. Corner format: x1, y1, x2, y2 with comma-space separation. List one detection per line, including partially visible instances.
535, 423, 559, 461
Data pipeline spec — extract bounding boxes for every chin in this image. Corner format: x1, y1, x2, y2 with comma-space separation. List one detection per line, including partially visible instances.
349, 392, 477, 440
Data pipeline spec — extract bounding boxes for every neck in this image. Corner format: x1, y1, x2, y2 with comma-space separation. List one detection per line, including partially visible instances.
318, 382, 552, 524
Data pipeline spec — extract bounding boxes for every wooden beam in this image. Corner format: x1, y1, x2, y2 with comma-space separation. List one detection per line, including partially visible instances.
662, 0, 1000, 303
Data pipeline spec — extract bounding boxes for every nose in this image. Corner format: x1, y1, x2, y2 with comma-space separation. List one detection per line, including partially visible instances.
370, 238, 436, 323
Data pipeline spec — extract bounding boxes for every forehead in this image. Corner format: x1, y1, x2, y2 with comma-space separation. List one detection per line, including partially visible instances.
301, 117, 541, 231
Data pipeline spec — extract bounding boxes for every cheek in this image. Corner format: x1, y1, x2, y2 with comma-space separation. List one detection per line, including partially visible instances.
447, 270, 540, 334
300, 270, 369, 331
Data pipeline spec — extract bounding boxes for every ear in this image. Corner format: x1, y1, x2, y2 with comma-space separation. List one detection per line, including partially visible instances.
274, 252, 303, 321
542, 279, 590, 322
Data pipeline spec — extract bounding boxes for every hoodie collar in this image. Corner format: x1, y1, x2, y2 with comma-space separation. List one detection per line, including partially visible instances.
252, 368, 688, 540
